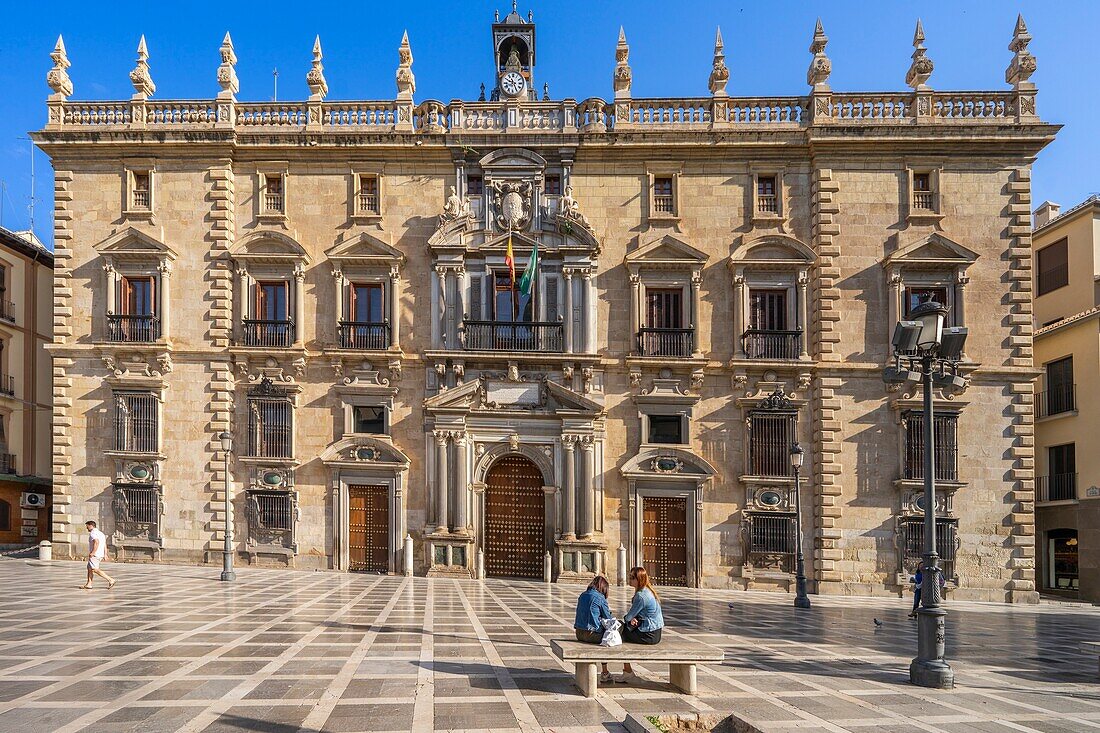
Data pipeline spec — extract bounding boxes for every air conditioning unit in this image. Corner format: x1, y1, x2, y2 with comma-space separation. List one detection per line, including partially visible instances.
20, 492, 46, 509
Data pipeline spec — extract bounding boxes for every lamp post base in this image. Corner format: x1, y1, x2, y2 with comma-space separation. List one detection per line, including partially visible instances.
909, 657, 954, 689
220, 570, 236, 582
910, 606, 953, 689
794, 594, 811, 609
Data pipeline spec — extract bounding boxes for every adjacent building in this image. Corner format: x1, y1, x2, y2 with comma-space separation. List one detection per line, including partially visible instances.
1032, 195, 1100, 601
33, 11, 1056, 601
0, 227, 53, 545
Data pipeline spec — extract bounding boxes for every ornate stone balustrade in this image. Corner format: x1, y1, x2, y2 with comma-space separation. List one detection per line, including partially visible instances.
44, 90, 1031, 133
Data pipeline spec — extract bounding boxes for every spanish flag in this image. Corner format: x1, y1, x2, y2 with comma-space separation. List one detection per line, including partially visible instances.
505, 232, 516, 287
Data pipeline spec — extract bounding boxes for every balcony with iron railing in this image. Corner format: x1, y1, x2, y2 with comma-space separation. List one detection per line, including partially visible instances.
1037, 384, 1076, 418
462, 320, 564, 353
637, 327, 694, 358
337, 321, 390, 350
0, 300, 14, 323
0, 453, 14, 474
240, 319, 294, 348
742, 329, 802, 360
107, 313, 161, 343
0, 375, 13, 397
1037, 473, 1078, 503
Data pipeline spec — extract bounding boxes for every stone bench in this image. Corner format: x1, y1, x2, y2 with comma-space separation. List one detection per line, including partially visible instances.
550, 637, 724, 698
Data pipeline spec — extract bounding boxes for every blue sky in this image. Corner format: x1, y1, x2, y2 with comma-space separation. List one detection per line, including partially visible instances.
1, 0, 1096, 247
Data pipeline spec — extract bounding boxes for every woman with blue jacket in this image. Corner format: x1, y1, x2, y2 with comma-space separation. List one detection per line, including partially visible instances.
619, 566, 665, 680
574, 575, 616, 682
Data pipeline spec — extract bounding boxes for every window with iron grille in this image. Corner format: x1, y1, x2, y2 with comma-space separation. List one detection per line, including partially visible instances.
748, 412, 794, 477
116, 484, 159, 524
250, 491, 294, 530
248, 398, 293, 458
904, 412, 958, 481
900, 516, 957, 579
748, 512, 796, 554
1037, 238, 1068, 296
114, 392, 158, 453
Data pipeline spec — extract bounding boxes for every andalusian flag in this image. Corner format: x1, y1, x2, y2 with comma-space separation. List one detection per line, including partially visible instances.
518, 240, 538, 297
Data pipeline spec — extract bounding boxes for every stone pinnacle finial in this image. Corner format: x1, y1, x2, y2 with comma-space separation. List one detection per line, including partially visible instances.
614, 26, 632, 100
1005, 13, 1037, 89
306, 35, 328, 100
129, 34, 156, 99
708, 26, 729, 97
47, 34, 73, 100
905, 19, 934, 90
396, 30, 415, 101
217, 32, 239, 98
807, 18, 832, 91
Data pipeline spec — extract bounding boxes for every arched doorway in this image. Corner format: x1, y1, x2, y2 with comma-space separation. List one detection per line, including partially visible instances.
484, 455, 545, 578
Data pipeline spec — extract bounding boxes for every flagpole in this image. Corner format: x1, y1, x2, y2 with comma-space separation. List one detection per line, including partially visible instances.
509, 228, 517, 322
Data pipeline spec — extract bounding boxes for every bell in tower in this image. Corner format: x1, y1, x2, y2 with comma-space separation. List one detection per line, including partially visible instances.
491, 2, 536, 101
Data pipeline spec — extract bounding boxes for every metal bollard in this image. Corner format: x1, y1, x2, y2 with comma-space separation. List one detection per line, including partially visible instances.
403, 534, 413, 577
38, 540, 52, 562
477, 548, 485, 580
543, 551, 552, 583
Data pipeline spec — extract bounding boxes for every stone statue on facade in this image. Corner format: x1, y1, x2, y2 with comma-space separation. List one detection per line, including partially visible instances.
492, 180, 532, 231
558, 185, 590, 229
439, 186, 471, 226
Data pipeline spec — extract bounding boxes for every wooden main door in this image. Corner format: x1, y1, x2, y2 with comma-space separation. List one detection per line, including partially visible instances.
642, 496, 689, 587
484, 455, 545, 578
349, 485, 389, 573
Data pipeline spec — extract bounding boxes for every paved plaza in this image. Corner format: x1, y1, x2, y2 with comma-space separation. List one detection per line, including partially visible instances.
1, 559, 1099, 732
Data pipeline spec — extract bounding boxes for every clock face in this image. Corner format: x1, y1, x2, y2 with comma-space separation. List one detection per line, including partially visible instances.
501, 71, 526, 97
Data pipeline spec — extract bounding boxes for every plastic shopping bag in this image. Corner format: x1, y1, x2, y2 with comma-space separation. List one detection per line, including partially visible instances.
600, 617, 622, 647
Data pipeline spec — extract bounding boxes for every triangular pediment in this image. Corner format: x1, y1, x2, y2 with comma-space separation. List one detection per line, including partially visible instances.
424, 379, 481, 410
231, 230, 310, 263
884, 232, 979, 269
326, 232, 405, 267
94, 227, 177, 260
625, 235, 708, 272
545, 380, 603, 414
729, 234, 815, 265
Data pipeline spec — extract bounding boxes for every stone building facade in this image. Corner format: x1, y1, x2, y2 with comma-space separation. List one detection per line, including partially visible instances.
34, 11, 1056, 601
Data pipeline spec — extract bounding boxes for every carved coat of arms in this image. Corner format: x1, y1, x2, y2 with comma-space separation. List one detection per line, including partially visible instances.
492, 180, 532, 231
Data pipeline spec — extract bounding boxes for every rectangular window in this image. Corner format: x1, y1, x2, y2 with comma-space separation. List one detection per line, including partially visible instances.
645, 288, 683, 329
132, 171, 151, 210
900, 517, 957, 579
1037, 238, 1069, 296
749, 413, 794, 478
0, 266, 9, 323
1043, 357, 1074, 417
350, 283, 385, 323
117, 484, 159, 525
248, 398, 293, 458
648, 414, 684, 444
114, 392, 158, 453
756, 176, 778, 214
544, 174, 561, 195
492, 271, 531, 323
749, 289, 787, 331
263, 174, 285, 213
249, 491, 293, 530
903, 286, 948, 319
904, 412, 958, 482
257, 281, 289, 321
121, 276, 155, 316
653, 176, 675, 215
748, 512, 796, 555
1046, 443, 1076, 501
357, 174, 379, 214
466, 175, 484, 196
912, 173, 933, 210
352, 405, 387, 435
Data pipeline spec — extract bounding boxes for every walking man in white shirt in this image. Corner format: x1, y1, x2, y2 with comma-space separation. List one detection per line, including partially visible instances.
82, 520, 115, 590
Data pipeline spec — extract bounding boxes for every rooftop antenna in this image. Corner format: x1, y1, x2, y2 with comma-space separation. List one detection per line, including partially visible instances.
16, 137, 35, 236
1, 181, 5, 227
273, 67, 279, 101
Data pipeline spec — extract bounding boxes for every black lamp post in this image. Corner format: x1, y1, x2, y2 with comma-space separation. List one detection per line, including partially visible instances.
219, 430, 236, 582
885, 300, 967, 689
790, 442, 810, 609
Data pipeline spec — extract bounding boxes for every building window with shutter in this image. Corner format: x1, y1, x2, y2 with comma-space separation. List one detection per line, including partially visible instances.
652, 176, 675, 216
466, 175, 484, 196
912, 172, 934, 210
339, 282, 388, 350
903, 411, 958, 482
639, 287, 692, 357
109, 275, 160, 342
114, 392, 159, 453
357, 174, 380, 215
1041, 356, 1074, 417
544, 174, 561, 195
756, 175, 778, 214
1037, 238, 1069, 296
1042, 443, 1077, 502
261, 173, 286, 215
131, 171, 151, 210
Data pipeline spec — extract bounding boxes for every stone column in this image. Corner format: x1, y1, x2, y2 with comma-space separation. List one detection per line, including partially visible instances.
234, 266, 248, 343
629, 274, 640, 353
104, 262, 117, 318
888, 270, 902, 328
584, 271, 597, 354
157, 261, 171, 340
732, 271, 746, 358
580, 438, 595, 538
293, 263, 305, 348
453, 432, 469, 533
797, 270, 810, 359
690, 272, 702, 356
561, 436, 576, 539
954, 272, 969, 359
332, 268, 345, 323
563, 269, 574, 353
389, 266, 401, 350
434, 430, 449, 533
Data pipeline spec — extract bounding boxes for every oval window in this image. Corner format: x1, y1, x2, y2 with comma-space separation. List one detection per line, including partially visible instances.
129, 464, 150, 480
759, 490, 782, 507
262, 471, 284, 486
656, 457, 678, 472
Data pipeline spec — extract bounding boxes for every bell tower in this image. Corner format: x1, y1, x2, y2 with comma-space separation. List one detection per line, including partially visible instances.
491, 2, 536, 101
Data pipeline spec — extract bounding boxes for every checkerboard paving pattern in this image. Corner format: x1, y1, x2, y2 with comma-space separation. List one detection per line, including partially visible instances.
1, 559, 1099, 732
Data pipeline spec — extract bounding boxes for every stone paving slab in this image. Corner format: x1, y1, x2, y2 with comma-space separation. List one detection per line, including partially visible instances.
1, 558, 1100, 732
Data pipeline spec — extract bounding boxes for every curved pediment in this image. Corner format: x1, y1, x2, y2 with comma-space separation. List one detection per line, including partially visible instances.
620, 447, 717, 480
326, 232, 405, 268
729, 234, 815, 266
319, 436, 410, 469
479, 147, 547, 171
884, 232, 979, 269
625, 234, 708, 273
94, 226, 177, 261
232, 230, 310, 263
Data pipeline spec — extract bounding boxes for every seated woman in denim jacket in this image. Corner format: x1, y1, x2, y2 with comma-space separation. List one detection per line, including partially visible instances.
574, 575, 619, 682
619, 566, 665, 680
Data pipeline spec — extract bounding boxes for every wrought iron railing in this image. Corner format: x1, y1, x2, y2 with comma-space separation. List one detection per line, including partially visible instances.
0, 453, 14, 474
240, 319, 294, 348
0, 300, 14, 323
637, 327, 694, 357
114, 393, 158, 453
742, 329, 802, 360
1037, 473, 1078, 503
901, 517, 958, 581
749, 413, 795, 478
904, 413, 959, 482
107, 314, 161, 342
0, 375, 13, 396
748, 512, 797, 555
247, 398, 293, 458
463, 320, 564, 352
1037, 384, 1076, 418
247, 490, 296, 549
337, 321, 390, 350
113, 484, 160, 542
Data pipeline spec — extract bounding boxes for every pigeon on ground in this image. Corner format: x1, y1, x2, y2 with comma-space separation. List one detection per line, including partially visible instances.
873, 618, 884, 627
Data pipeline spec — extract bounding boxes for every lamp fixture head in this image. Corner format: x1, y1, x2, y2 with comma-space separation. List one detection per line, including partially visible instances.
910, 300, 948, 349
789, 442, 804, 468
219, 431, 233, 452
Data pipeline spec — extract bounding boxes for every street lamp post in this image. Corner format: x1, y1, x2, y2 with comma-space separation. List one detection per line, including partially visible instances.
885, 300, 967, 690
219, 431, 236, 582
790, 442, 811, 609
